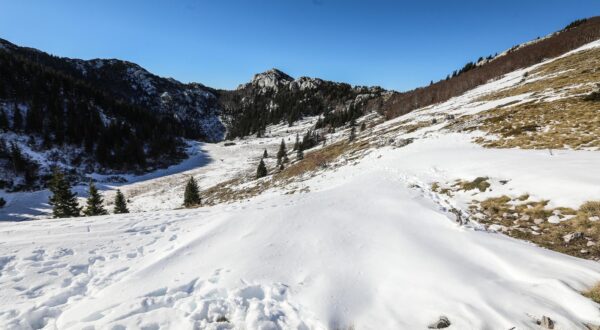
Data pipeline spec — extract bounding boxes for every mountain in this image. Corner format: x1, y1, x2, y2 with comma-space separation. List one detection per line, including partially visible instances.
1, 16, 599, 193
2, 34, 600, 326
218, 68, 390, 138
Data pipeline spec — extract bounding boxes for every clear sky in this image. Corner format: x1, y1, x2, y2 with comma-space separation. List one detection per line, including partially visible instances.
0, 0, 598, 91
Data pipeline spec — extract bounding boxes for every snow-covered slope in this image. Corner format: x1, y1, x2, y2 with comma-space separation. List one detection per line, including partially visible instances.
2, 33, 600, 330
2, 149, 600, 329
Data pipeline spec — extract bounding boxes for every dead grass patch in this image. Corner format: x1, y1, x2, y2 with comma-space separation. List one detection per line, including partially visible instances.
454, 177, 490, 192
459, 97, 600, 150
473, 195, 600, 259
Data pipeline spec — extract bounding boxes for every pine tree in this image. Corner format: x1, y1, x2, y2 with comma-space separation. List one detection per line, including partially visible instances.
83, 180, 107, 216
48, 168, 81, 218
0, 197, 5, 208
256, 159, 268, 179
12, 104, 22, 131
293, 133, 300, 151
360, 122, 366, 132
349, 126, 356, 142
114, 190, 129, 214
183, 176, 201, 207
297, 146, 304, 160
276, 139, 287, 164
0, 109, 8, 130
10, 143, 24, 173
263, 149, 268, 158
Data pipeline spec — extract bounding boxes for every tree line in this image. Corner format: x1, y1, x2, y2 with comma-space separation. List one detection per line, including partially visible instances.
381, 17, 600, 119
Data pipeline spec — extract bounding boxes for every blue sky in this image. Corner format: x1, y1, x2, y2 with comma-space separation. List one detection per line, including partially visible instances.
0, 0, 598, 91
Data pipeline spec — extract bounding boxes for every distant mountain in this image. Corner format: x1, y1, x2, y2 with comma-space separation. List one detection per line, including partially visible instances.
218, 68, 391, 138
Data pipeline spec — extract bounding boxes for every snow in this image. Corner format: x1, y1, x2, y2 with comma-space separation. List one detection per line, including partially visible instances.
1, 147, 600, 329
2, 37, 600, 330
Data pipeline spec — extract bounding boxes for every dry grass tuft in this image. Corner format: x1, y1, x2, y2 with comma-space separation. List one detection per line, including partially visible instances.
584, 283, 600, 304
455, 177, 490, 192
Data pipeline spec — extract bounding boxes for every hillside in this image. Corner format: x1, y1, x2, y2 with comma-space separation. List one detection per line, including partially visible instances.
1, 17, 599, 195
1, 24, 600, 329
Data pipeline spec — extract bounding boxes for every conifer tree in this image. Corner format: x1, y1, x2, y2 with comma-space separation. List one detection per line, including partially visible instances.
360, 122, 366, 132
0, 197, 5, 208
48, 168, 81, 218
83, 180, 107, 216
293, 133, 300, 151
263, 149, 268, 158
183, 176, 201, 207
276, 139, 287, 164
10, 143, 24, 173
0, 109, 8, 130
297, 143, 304, 160
114, 190, 129, 214
349, 126, 356, 142
256, 159, 268, 179
12, 104, 22, 131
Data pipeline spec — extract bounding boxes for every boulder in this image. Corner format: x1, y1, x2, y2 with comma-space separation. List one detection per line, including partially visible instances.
563, 232, 584, 243
428, 316, 451, 329
547, 215, 561, 224
537, 316, 554, 329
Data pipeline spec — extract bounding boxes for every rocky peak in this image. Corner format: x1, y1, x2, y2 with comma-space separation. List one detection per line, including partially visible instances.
248, 68, 294, 90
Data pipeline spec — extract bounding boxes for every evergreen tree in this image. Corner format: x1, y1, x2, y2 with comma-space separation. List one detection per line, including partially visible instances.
256, 159, 268, 179
279, 163, 284, 171
114, 190, 129, 214
48, 168, 81, 218
0, 109, 8, 130
276, 139, 287, 164
293, 133, 300, 151
12, 104, 22, 131
360, 122, 366, 132
83, 180, 107, 216
349, 126, 356, 142
0, 197, 5, 208
10, 143, 25, 173
297, 146, 304, 160
183, 176, 201, 207
263, 149, 268, 158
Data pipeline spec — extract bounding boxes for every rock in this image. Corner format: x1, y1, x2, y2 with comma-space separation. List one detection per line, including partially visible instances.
581, 249, 589, 254
428, 316, 451, 329
537, 316, 554, 329
489, 224, 507, 232
534, 218, 544, 225
547, 215, 561, 224
585, 323, 600, 330
590, 216, 600, 222
563, 232, 584, 243
531, 226, 540, 231
394, 138, 413, 148
520, 214, 531, 221
587, 241, 597, 247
